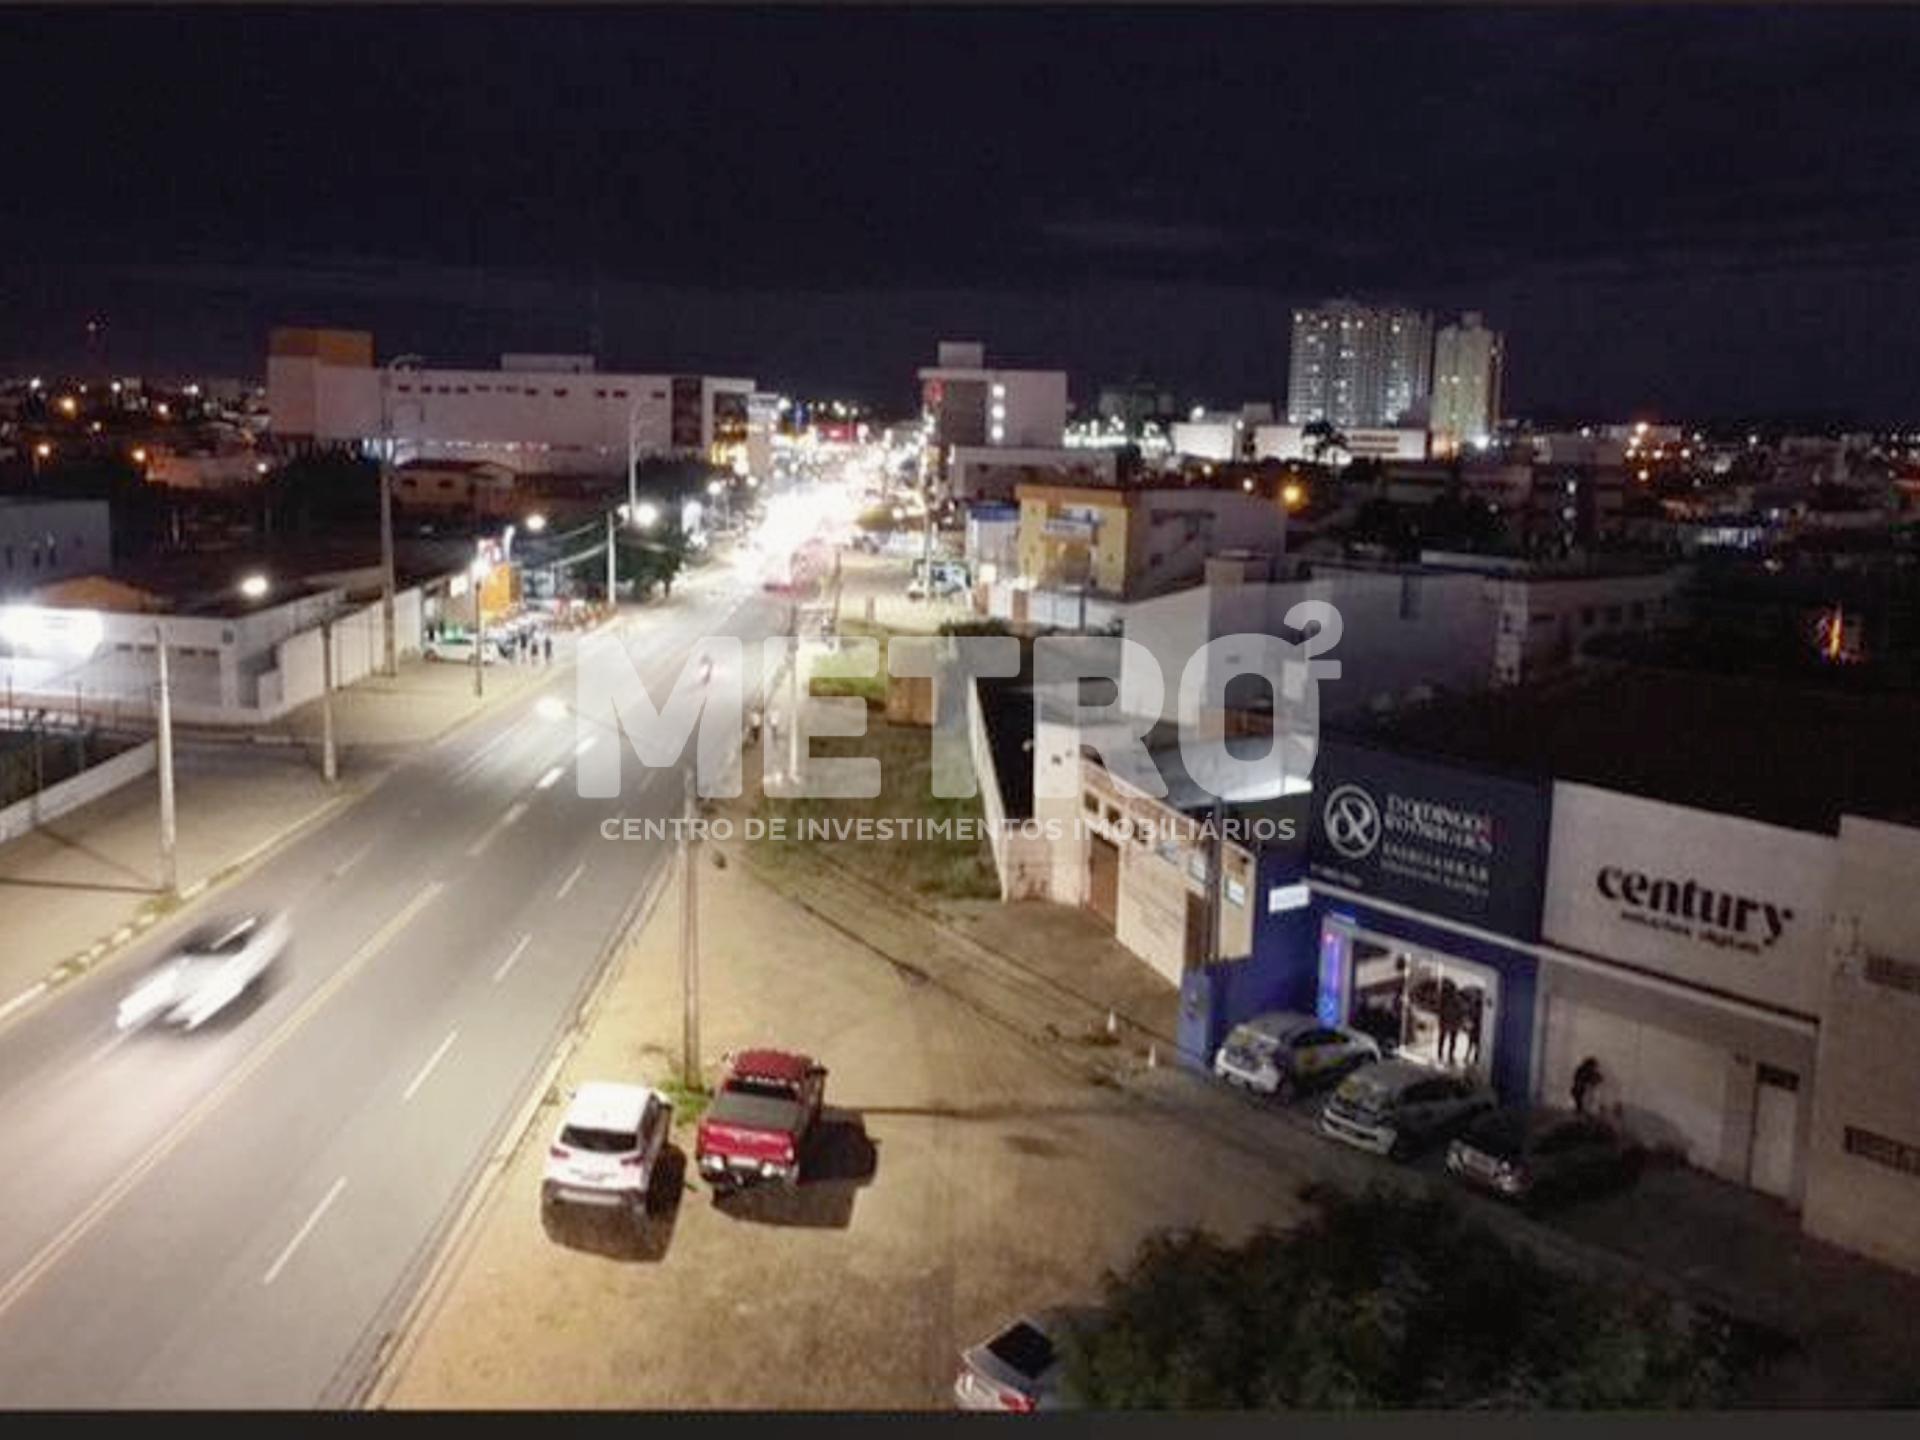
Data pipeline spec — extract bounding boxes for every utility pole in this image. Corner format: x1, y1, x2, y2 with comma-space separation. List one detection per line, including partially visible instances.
380, 354, 422, 678
1202, 796, 1225, 968
320, 618, 338, 784
155, 623, 177, 896
626, 397, 639, 525
472, 565, 486, 700
680, 764, 701, 1086
605, 508, 618, 605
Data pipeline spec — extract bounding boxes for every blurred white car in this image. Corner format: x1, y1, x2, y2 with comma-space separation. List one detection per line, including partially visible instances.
423, 633, 498, 664
1212, 1011, 1381, 1096
116, 912, 289, 1032
541, 1082, 673, 1218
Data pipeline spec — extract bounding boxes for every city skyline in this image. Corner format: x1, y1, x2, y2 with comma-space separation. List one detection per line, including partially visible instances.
6, 9, 1920, 421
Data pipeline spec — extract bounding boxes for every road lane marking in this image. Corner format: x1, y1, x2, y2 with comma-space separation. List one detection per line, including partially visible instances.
535, 766, 564, 791
492, 933, 533, 984
0, 880, 445, 1321
262, 1176, 348, 1287
0, 982, 49, 1027
402, 1029, 460, 1104
575, 736, 597, 757
555, 861, 587, 901
465, 800, 528, 858
333, 840, 375, 879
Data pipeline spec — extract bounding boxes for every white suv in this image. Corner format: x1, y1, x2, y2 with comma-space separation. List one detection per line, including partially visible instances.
424, 633, 498, 664
541, 1083, 672, 1218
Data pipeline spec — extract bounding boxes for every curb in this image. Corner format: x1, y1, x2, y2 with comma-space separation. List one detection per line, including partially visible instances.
353, 855, 676, 1410
0, 785, 366, 1035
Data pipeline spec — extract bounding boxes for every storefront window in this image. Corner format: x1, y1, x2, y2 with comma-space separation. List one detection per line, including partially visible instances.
1336, 926, 1498, 1081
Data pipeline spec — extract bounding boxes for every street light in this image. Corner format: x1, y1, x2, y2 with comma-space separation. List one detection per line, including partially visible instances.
634, 501, 661, 530
238, 573, 270, 601
380, 353, 425, 678
525, 512, 548, 533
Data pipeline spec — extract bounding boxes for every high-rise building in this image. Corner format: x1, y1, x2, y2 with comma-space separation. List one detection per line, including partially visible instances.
1286, 300, 1433, 430
1431, 312, 1505, 455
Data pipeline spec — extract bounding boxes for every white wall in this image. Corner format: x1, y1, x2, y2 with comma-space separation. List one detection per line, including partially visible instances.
0, 740, 156, 845
1169, 421, 1239, 462
1542, 782, 1838, 1017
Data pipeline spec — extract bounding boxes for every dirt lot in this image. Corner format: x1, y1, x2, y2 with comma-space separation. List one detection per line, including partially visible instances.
384, 841, 1318, 1409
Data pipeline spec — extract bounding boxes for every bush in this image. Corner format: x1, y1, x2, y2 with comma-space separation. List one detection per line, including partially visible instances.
1062, 1184, 1749, 1409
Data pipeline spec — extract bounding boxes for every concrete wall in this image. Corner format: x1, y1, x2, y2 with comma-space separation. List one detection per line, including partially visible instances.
1120, 569, 1497, 728
966, 679, 1051, 901
0, 739, 156, 845
1804, 817, 1920, 1275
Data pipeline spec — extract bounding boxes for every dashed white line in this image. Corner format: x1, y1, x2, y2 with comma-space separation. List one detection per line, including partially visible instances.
575, 736, 598, 758
403, 1029, 460, 1104
0, 982, 49, 1028
536, 766, 564, 791
262, 1176, 347, 1287
555, 861, 587, 901
334, 839, 375, 878
492, 933, 533, 983
466, 800, 529, 858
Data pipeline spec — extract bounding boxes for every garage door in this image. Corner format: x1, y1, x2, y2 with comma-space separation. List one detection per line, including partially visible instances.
1087, 836, 1119, 928
1542, 997, 1729, 1170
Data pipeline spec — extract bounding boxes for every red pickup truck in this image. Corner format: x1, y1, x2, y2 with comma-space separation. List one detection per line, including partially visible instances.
695, 1049, 826, 1193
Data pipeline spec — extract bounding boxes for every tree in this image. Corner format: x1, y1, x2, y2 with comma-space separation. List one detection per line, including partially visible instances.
1061, 1185, 1748, 1409
621, 524, 690, 598
261, 450, 380, 539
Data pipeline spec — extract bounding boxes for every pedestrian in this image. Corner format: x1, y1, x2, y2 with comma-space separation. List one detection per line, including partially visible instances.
1461, 988, 1484, 1069
1437, 977, 1461, 1066
1572, 1056, 1603, 1115
543, 632, 553, 665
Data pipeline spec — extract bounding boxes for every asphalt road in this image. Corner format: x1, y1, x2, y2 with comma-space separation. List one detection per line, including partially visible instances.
0, 561, 782, 1407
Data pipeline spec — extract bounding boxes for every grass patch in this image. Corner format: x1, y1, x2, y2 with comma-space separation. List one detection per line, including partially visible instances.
658, 1075, 712, 1129
751, 717, 1001, 901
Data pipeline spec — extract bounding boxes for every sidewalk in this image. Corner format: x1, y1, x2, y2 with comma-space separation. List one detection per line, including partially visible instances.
0, 746, 358, 1010
747, 829, 1920, 1404
0, 645, 574, 1020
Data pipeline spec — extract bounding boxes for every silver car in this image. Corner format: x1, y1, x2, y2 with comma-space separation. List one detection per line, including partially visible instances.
954, 1308, 1097, 1412
1319, 1059, 1497, 1158
116, 912, 289, 1032
1212, 1011, 1381, 1096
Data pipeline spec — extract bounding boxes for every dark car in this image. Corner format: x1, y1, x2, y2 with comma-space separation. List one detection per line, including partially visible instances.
1446, 1107, 1641, 1207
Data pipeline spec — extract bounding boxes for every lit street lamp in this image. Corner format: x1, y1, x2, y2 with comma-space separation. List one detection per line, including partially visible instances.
238, 574, 270, 601
525, 512, 548, 533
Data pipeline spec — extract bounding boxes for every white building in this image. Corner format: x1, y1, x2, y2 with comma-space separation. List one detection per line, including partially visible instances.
918, 341, 1068, 480
1254, 424, 1428, 465
1287, 300, 1434, 430
0, 499, 112, 597
1430, 312, 1504, 455
267, 328, 754, 476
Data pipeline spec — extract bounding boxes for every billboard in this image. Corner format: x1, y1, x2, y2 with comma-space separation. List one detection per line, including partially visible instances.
1542, 782, 1838, 1016
1309, 738, 1551, 940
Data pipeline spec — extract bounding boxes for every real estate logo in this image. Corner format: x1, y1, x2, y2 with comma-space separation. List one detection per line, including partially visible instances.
1322, 784, 1382, 860
1594, 865, 1794, 955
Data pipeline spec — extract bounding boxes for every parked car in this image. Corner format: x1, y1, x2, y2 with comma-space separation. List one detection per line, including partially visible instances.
694, 1049, 826, 1194
423, 633, 498, 665
541, 1082, 673, 1219
1319, 1059, 1497, 1159
1446, 1107, 1642, 1207
954, 1308, 1098, 1412
116, 912, 289, 1032
1212, 1011, 1381, 1096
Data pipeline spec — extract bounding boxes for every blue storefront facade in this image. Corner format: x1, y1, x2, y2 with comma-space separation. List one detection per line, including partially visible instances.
1182, 736, 1553, 1106
1305, 737, 1553, 1104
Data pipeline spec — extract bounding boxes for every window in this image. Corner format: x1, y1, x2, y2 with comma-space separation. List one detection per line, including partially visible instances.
1083, 792, 1099, 814
1865, 953, 1920, 997
594, 390, 607, 399
613, 389, 628, 399
1580, 607, 1595, 627
1844, 1126, 1920, 1178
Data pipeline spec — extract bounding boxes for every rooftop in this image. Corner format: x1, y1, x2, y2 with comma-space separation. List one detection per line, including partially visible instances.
1336, 662, 1920, 834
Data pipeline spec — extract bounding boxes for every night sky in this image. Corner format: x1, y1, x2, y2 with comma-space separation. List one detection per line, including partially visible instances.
4, 7, 1919, 422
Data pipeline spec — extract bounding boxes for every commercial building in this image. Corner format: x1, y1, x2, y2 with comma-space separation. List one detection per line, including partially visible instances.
1254, 424, 1428, 465
1286, 300, 1434, 430
918, 340, 1068, 478
992, 483, 1287, 626
1429, 312, 1505, 455
0, 499, 112, 596
947, 446, 1119, 505
267, 327, 754, 476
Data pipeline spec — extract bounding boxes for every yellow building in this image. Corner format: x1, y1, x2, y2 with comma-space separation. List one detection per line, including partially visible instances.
1015, 483, 1287, 603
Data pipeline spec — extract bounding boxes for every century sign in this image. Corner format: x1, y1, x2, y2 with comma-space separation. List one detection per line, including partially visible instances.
1543, 782, 1837, 1016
